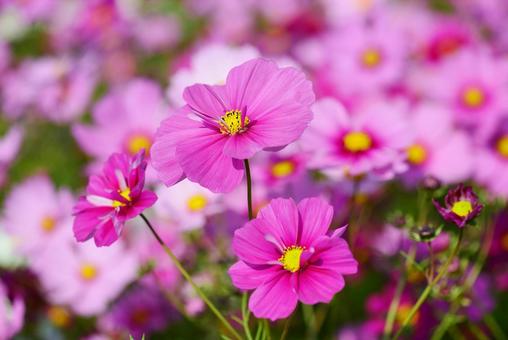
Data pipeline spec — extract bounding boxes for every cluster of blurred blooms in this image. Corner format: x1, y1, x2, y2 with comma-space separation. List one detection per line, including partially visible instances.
1, 0, 508, 339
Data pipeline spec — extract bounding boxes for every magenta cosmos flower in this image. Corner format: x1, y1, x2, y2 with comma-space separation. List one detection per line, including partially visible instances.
433, 184, 483, 228
151, 58, 314, 193
228, 197, 358, 320
73, 150, 157, 247
302, 98, 410, 180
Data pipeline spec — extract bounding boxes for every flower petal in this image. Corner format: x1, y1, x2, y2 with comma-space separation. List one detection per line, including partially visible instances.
258, 198, 300, 248
175, 127, 243, 193
232, 218, 282, 265
249, 272, 298, 321
183, 84, 227, 118
228, 261, 280, 291
297, 197, 333, 247
151, 111, 203, 186
297, 266, 345, 305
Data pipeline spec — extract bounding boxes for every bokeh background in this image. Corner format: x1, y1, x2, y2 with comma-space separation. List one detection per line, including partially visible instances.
1, 0, 508, 339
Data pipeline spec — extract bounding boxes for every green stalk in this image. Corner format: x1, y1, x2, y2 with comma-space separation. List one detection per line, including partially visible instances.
393, 229, 464, 340
140, 214, 242, 340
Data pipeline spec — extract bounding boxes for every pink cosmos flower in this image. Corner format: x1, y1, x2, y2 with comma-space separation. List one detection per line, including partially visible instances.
475, 115, 508, 198
132, 15, 180, 53
72, 78, 166, 178
413, 49, 508, 127
324, 17, 407, 98
167, 43, 259, 107
73, 151, 157, 247
154, 179, 220, 231
302, 98, 410, 180
402, 103, 473, 185
1, 55, 97, 122
433, 184, 483, 228
99, 285, 177, 338
151, 58, 314, 193
0, 125, 23, 187
228, 197, 358, 320
32, 235, 138, 316
0, 281, 24, 339
2, 175, 74, 256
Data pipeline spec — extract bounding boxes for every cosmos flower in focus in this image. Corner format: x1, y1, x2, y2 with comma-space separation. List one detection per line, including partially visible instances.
228, 197, 357, 320
151, 58, 314, 193
73, 150, 157, 247
433, 184, 483, 228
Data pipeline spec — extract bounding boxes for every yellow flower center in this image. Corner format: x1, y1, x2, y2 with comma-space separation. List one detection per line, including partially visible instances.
187, 194, 208, 212
47, 306, 71, 328
451, 200, 473, 217
127, 135, 152, 156
219, 109, 250, 135
462, 87, 485, 108
343, 131, 372, 153
271, 160, 295, 178
361, 48, 382, 68
407, 144, 427, 165
396, 303, 419, 326
279, 246, 304, 272
112, 187, 131, 208
501, 233, 508, 252
41, 216, 56, 233
496, 135, 508, 158
80, 264, 98, 281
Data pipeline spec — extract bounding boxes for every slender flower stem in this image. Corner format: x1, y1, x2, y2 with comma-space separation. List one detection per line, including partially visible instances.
280, 315, 293, 340
139, 214, 242, 340
484, 314, 508, 340
393, 229, 464, 340
383, 245, 416, 339
244, 159, 254, 220
427, 241, 435, 283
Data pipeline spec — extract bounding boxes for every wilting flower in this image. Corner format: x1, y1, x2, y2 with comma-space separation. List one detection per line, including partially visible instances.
152, 58, 314, 193
0, 281, 25, 339
303, 98, 410, 180
228, 197, 357, 320
433, 184, 483, 228
73, 151, 157, 247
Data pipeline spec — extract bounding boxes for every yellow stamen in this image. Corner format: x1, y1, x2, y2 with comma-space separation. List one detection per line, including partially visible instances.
47, 306, 71, 328
407, 144, 427, 165
127, 135, 152, 156
361, 48, 382, 68
396, 303, 419, 326
187, 194, 208, 212
462, 87, 485, 108
496, 135, 508, 158
271, 160, 295, 178
80, 264, 98, 281
279, 246, 304, 272
41, 216, 56, 233
219, 110, 250, 135
451, 200, 473, 217
112, 187, 131, 208
343, 131, 372, 153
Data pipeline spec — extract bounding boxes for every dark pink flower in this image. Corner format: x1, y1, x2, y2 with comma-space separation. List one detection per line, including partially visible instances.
433, 184, 483, 228
228, 197, 357, 320
73, 151, 157, 246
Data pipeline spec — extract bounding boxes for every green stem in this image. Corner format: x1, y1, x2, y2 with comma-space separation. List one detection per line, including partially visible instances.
484, 314, 508, 340
393, 229, 464, 340
431, 313, 457, 340
383, 245, 416, 339
302, 305, 318, 340
140, 214, 242, 340
242, 292, 253, 340
244, 159, 253, 220
280, 315, 292, 340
